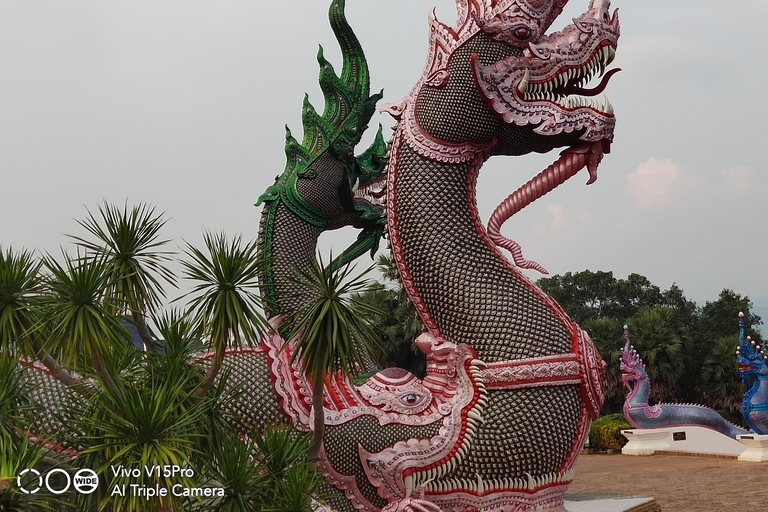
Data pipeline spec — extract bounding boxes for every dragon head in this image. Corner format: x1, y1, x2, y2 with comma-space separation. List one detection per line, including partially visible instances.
737, 312, 768, 383
349, 125, 388, 225
387, 0, 620, 177
474, 0, 619, 140
620, 326, 647, 392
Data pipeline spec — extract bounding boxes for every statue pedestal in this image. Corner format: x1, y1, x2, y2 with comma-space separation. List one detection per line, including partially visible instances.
564, 494, 660, 512
621, 429, 669, 456
737, 434, 768, 461
621, 427, 746, 457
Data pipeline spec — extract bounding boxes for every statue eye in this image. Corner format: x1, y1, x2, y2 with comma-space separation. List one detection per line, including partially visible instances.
399, 393, 424, 406
511, 26, 533, 41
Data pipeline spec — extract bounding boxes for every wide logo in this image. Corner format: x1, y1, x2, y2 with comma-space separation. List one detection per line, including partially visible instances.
17, 468, 99, 495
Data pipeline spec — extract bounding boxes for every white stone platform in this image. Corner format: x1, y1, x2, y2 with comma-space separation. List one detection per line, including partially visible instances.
621, 426, 746, 457
737, 433, 768, 461
564, 494, 660, 512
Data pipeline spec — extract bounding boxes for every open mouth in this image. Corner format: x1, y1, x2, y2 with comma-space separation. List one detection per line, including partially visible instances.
352, 177, 386, 207
517, 43, 619, 115
739, 362, 757, 373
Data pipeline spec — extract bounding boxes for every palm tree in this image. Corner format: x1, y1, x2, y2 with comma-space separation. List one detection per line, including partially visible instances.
69, 202, 175, 352
71, 359, 219, 512
0, 437, 72, 512
582, 317, 624, 409
289, 255, 385, 458
375, 253, 400, 283
201, 425, 323, 512
152, 308, 204, 370
352, 253, 425, 375
180, 232, 270, 399
626, 306, 685, 403
0, 351, 72, 511
40, 251, 129, 399
0, 247, 76, 387
701, 335, 744, 414
353, 283, 425, 375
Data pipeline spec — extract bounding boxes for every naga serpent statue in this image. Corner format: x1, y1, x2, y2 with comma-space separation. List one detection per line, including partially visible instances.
737, 312, 768, 434
22, 0, 622, 510
251, 0, 617, 509
621, 326, 749, 439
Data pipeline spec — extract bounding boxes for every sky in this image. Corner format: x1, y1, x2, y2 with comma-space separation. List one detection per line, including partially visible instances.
1, 0, 767, 331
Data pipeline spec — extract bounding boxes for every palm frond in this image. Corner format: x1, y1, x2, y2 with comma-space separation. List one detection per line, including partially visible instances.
39, 251, 129, 371
0, 247, 43, 355
180, 232, 269, 350
289, 255, 384, 383
0, 436, 73, 511
0, 352, 38, 441
69, 201, 175, 317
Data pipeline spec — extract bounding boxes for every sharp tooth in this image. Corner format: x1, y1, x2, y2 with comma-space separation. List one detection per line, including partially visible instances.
607, 46, 616, 65
518, 69, 530, 96
405, 475, 414, 497
606, 97, 614, 114
477, 474, 485, 494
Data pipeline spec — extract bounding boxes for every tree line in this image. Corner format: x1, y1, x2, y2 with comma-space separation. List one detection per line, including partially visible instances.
537, 271, 762, 417
356, 264, 763, 420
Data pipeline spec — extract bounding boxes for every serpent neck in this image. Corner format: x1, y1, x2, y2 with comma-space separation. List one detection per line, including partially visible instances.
748, 373, 768, 406
626, 374, 650, 407
387, 142, 573, 363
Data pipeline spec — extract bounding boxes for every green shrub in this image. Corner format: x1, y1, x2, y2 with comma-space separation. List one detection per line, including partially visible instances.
589, 413, 632, 453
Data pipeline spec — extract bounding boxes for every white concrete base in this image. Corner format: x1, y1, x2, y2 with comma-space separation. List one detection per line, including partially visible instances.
621, 426, 746, 457
737, 434, 768, 461
564, 494, 659, 512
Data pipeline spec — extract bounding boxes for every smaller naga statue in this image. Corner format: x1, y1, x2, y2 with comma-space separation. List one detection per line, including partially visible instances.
737, 312, 768, 434
621, 326, 749, 439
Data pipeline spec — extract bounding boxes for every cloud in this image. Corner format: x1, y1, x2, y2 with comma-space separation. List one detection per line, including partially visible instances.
720, 167, 754, 195
626, 158, 686, 210
548, 203, 568, 232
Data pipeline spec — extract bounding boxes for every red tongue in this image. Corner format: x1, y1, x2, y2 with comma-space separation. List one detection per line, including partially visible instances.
562, 68, 621, 97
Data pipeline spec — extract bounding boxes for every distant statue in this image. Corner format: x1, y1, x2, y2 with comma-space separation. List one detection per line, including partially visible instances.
738, 312, 768, 434
621, 325, 748, 439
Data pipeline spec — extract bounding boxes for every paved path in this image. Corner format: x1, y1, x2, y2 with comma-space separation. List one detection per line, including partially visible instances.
570, 454, 768, 511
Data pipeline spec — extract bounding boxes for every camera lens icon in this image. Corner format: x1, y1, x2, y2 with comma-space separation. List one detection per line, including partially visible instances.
17, 468, 42, 494
17, 468, 98, 495
73, 469, 99, 494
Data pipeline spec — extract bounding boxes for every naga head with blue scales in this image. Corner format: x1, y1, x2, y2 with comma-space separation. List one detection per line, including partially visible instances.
737, 311, 768, 434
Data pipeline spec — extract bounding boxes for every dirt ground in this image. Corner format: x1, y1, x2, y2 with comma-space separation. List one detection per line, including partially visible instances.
570, 453, 768, 511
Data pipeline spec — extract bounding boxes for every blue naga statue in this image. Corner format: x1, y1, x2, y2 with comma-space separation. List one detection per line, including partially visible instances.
621, 325, 749, 439
737, 312, 768, 434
